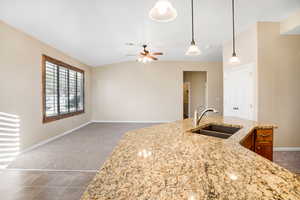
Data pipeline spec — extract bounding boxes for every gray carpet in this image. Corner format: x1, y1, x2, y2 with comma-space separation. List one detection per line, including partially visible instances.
8, 123, 159, 171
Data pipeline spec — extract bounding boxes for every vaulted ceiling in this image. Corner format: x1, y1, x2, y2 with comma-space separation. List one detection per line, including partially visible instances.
0, 0, 299, 66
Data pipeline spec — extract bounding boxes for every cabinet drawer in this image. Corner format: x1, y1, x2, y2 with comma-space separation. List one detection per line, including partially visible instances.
256, 129, 273, 142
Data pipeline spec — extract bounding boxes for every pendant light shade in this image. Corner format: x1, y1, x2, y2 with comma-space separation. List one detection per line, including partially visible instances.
149, 0, 177, 22
229, 52, 240, 64
186, 0, 201, 56
229, 0, 240, 64
186, 41, 201, 56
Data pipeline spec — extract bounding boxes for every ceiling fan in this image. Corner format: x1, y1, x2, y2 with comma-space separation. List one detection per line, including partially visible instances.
127, 44, 163, 63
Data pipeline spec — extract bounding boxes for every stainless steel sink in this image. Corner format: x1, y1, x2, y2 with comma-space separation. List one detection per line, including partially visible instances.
192, 124, 241, 139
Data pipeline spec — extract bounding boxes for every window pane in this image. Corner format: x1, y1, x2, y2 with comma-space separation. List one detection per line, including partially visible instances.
45, 61, 58, 117
69, 70, 77, 112
77, 72, 84, 111
59, 66, 69, 114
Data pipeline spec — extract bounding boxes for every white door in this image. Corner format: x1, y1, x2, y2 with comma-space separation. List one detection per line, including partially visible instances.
224, 64, 256, 121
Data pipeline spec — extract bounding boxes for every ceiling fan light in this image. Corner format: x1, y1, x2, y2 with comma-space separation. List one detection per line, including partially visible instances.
146, 57, 153, 63
137, 57, 143, 62
229, 53, 240, 64
186, 42, 201, 56
149, 0, 177, 22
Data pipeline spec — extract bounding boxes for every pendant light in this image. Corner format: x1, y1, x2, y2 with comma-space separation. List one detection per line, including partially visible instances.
229, 0, 240, 64
149, 0, 177, 22
186, 0, 201, 56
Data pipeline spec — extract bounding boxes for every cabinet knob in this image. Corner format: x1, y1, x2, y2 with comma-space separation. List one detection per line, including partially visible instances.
256, 146, 261, 150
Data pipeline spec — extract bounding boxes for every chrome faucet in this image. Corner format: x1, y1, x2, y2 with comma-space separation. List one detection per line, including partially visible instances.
194, 107, 218, 127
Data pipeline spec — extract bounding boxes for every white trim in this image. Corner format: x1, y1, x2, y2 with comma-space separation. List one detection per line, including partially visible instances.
20, 121, 92, 154
91, 120, 170, 123
274, 147, 300, 152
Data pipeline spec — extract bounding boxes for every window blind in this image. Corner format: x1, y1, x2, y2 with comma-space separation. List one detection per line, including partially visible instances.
69, 70, 77, 113
45, 61, 58, 117
43, 55, 84, 122
77, 72, 84, 111
59, 67, 69, 114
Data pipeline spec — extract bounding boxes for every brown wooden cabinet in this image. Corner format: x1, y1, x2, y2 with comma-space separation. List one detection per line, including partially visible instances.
255, 129, 273, 161
241, 131, 255, 151
241, 129, 273, 161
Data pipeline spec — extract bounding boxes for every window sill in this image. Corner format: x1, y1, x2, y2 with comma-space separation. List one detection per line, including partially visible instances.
43, 110, 85, 123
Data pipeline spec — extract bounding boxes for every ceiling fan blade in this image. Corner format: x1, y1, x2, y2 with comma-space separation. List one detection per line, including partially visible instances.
140, 52, 147, 56
148, 55, 158, 60
151, 52, 163, 55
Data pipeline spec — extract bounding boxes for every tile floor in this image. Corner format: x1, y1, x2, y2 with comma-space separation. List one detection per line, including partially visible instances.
0, 170, 95, 200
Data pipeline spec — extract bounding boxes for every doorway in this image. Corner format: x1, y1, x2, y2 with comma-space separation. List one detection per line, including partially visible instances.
183, 71, 207, 119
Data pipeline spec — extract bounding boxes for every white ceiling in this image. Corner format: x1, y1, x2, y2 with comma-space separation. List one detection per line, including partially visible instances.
0, 0, 300, 67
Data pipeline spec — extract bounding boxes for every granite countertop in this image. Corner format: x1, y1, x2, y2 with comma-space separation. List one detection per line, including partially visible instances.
81, 116, 300, 200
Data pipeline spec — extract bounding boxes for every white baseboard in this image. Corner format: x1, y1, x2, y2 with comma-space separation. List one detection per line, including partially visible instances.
274, 147, 300, 152
21, 121, 92, 154
91, 120, 170, 123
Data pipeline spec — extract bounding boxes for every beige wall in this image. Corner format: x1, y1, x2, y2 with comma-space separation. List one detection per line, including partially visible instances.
223, 22, 300, 147
184, 72, 207, 117
0, 21, 92, 150
92, 61, 223, 122
223, 25, 258, 70
257, 22, 300, 147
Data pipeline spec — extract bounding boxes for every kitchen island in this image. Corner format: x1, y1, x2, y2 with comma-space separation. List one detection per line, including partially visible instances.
81, 116, 300, 200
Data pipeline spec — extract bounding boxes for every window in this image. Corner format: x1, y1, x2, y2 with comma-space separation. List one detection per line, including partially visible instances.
42, 55, 84, 123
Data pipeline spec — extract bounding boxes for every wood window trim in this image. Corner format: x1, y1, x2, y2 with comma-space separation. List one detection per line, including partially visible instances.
42, 55, 85, 123
43, 55, 84, 73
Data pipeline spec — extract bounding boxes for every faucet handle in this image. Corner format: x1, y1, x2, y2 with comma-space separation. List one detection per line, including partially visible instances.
207, 108, 218, 113
213, 108, 218, 113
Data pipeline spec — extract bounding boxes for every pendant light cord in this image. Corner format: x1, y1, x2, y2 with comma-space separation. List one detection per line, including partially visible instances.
191, 0, 195, 44
232, 0, 236, 55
